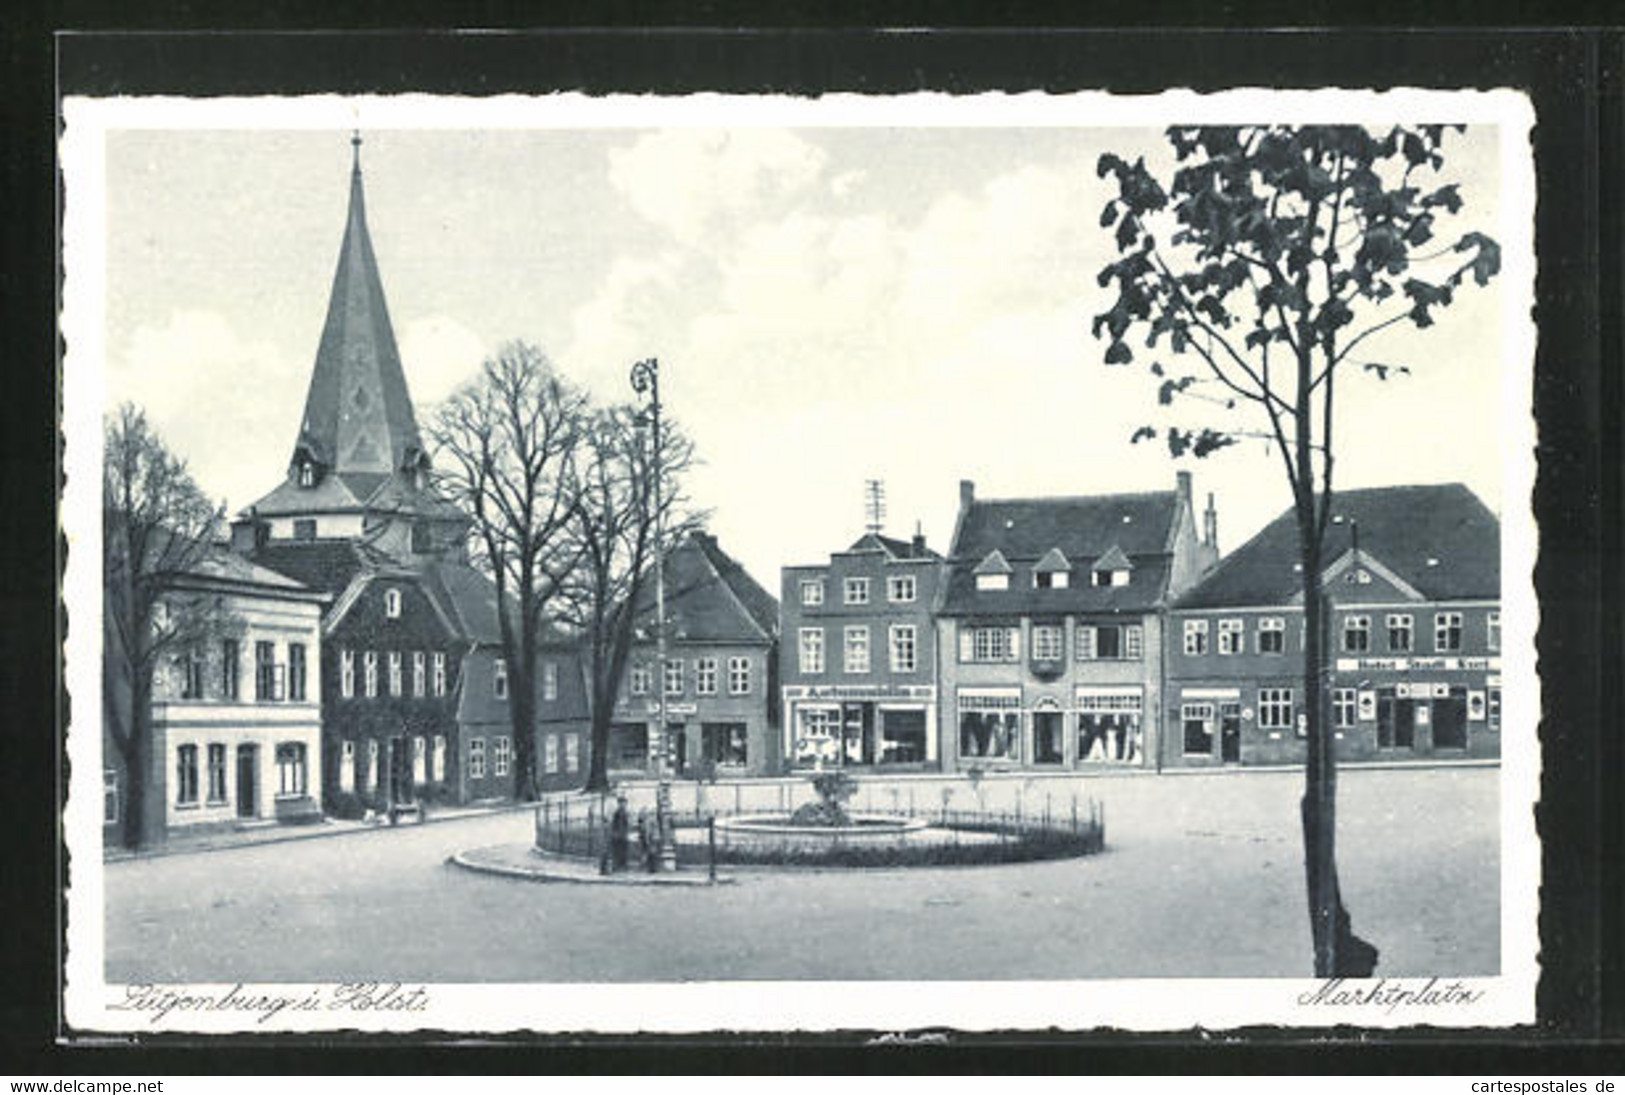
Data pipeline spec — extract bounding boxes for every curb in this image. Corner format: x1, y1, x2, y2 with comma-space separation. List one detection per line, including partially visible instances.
448, 845, 734, 887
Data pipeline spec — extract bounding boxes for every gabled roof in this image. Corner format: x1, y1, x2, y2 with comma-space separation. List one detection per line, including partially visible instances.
418, 558, 507, 645
1033, 547, 1072, 574
247, 539, 397, 596
972, 549, 1013, 576
633, 531, 779, 644
1176, 483, 1500, 609
1092, 544, 1135, 573
845, 531, 942, 561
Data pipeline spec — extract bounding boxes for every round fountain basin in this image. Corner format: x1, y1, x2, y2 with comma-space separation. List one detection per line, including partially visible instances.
713, 813, 930, 845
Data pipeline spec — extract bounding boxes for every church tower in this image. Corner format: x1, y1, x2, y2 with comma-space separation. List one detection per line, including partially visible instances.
237, 134, 467, 561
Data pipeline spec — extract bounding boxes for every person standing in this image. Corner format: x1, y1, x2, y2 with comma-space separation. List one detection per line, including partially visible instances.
610, 795, 631, 872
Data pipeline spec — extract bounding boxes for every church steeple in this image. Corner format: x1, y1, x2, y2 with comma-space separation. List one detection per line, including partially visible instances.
290, 133, 426, 486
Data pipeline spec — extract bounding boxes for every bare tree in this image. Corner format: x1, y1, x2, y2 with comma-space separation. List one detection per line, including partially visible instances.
103, 404, 229, 849
1093, 125, 1500, 976
430, 342, 587, 800
557, 405, 699, 793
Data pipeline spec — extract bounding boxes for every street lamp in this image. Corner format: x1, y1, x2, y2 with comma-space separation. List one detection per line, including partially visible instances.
630, 356, 676, 871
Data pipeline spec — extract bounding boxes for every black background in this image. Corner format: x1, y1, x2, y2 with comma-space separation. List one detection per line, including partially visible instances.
5, 7, 1622, 1075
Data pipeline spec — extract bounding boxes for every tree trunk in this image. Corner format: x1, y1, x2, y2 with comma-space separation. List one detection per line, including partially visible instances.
119, 676, 153, 851
585, 703, 612, 793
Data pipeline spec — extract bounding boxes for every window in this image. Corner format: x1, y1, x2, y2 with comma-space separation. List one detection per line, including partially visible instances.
1183, 619, 1209, 656
702, 723, 748, 767
961, 625, 1019, 663
665, 659, 685, 696
1032, 624, 1064, 662
298, 462, 314, 488
1034, 570, 1070, 589
844, 577, 870, 605
1077, 624, 1141, 660
728, 656, 751, 695
630, 662, 650, 696
104, 770, 119, 824
696, 657, 719, 694
384, 588, 402, 619
365, 740, 378, 792
1182, 702, 1215, 756
431, 736, 445, 782
340, 649, 354, 698
1259, 688, 1295, 732
255, 641, 276, 701
543, 662, 559, 701
1092, 568, 1130, 588
1387, 614, 1413, 652
493, 657, 508, 698
413, 651, 426, 698
888, 574, 917, 602
288, 643, 307, 701
276, 743, 308, 797
957, 695, 1022, 761
1333, 689, 1357, 729
175, 745, 199, 805
340, 740, 355, 793
800, 579, 825, 606
363, 651, 378, 698
975, 573, 1009, 592
844, 627, 870, 674
388, 651, 402, 697
543, 734, 559, 774
1342, 615, 1371, 653
1435, 612, 1463, 652
1124, 624, 1144, 659
493, 736, 511, 778
1488, 687, 1501, 732
889, 625, 917, 673
221, 639, 239, 700
293, 518, 316, 541
206, 743, 228, 803
1258, 616, 1285, 654
1217, 618, 1244, 655
468, 738, 486, 780
799, 628, 825, 674
432, 652, 446, 697
412, 736, 426, 784
179, 649, 204, 699
564, 734, 580, 772
1488, 611, 1501, 652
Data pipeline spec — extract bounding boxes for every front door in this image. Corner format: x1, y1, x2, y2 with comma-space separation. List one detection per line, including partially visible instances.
1032, 711, 1064, 764
668, 724, 687, 776
1219, 702, 1242, 763
236, 745, 258, 818
1434, 688, 1468, 749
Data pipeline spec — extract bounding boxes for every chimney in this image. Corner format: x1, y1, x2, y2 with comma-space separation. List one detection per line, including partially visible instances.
229, 512, 266, 556
912, 519, 926, 556
1176, 470, 1192, 507
1204, 492, 1219, 550
959, 479, 975, 510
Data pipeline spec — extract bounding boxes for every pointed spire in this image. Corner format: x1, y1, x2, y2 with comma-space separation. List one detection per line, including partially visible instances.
289, 135, 425, 486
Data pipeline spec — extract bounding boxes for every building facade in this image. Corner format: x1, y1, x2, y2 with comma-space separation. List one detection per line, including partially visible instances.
103, 551, 328, 843
780, 530, 945, 770
607, 532, 780, 779
1165, 483, 1501, 767
934, 473, 1219, 773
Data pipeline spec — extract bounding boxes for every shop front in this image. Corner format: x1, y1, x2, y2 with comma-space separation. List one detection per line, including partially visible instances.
1338, 655, 1501, 760
1075, 686, 1146, 766
786, 684, 938, 770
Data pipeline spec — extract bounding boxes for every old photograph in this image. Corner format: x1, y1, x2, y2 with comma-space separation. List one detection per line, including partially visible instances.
60, 89, 1538, 1033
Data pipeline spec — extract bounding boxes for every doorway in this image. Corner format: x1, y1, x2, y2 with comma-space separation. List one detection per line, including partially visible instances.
1219, 702, 1242, 764
1032, 710, 1064, 764
1433, 688, 1468, 749
235, 745, 258, 819
668, 724, 688, 776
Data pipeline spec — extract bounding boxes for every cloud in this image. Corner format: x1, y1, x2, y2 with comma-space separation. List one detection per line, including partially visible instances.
562, 252, 687, 400
607, 128, 828, 248
399, 315, 487, 408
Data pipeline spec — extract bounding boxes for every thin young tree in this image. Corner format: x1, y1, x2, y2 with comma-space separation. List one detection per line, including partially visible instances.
1093, 125, 1501, 976
559, 405, 698, 793
103, 403, 230, 849
430, 342, 587, 800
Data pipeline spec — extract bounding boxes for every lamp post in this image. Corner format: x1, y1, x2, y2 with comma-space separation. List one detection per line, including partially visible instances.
630, 356, 676, 871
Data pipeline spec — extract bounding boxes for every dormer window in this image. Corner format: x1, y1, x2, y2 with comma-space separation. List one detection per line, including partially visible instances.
298, 462, 314, 488
1090, 545, 1134, 588
1033, 547, 1071, 589
976, 574, 1009, 592
385, 588, 402, 619
973, 549, 1012, 592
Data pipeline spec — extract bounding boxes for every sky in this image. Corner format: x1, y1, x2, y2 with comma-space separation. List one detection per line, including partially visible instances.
99, 113, 1508, 590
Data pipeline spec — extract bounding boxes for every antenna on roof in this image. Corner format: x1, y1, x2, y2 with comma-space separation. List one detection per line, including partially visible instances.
864, 479, 886, 535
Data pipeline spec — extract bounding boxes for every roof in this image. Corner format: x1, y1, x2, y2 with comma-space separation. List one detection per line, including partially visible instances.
939, 489, 1181, 616
845, 531, 942, 561
634, 532, 779, 644
244, 539, 395, 596
1093, 544, 1135, 572
418, 558, 507, 645
1175, 483, 1501, 609
290, 148, 424, 478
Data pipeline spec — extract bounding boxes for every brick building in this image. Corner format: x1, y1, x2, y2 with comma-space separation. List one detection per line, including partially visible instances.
934, 473, 1219, 772
1165, 483, 1501, 767
607, 531, 779, 778
780, 529, 945, 770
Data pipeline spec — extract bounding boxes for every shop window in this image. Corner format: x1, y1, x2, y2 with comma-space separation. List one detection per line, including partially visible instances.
961, 625, 1019, 663
221, 639, 239, 700
206, 743, 228, 803
1387, 614, 1413, 652
103, 770, 119, 825
610, 724, 648, 768
800, 579, 824, 606
1487, 611, 1501, 652
1333, 689, 1357, 729
1032, 625, 1063, 662
664, 659, 684, 696
1259, 688, 1295, 732
1183, 619, 1209, 656
288, 643, 307, 701
844, 627, 870, 674
1342, 616, 1371, 653
844, 577, 870, 605
363, 650, 378, 698
888, 574, 917, 602
175, 744, 199, 805
1078, 693, 1143, 764
543, 661, 559, 701
275, 742, 308, 797
1258, 616, 1285, 654
799, 628, 825, 674
879, 709, 927, 764
728, 656, 751, 694
388, 651, 402, 697
1182, 702, 1215, 755
794, 708, 838, 766
958, 700, 1021, 762
703, 723, 749, 767
433, 652, 447, 697
468, 738, 486, 780
493, 657, 508, 699
1435, 612, 1463, 652
1217, 619, 1243, 655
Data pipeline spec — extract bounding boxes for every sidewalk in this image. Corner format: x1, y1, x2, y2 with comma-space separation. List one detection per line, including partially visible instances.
450, 843, 731, 886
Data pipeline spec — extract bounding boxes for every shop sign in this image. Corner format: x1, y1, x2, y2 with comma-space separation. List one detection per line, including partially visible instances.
786, 684, 935, 700
1357, 690, 1376, 720
646, 701, 698, 715
1468, 690, 1487, 720
1337, 656, 1501, 673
